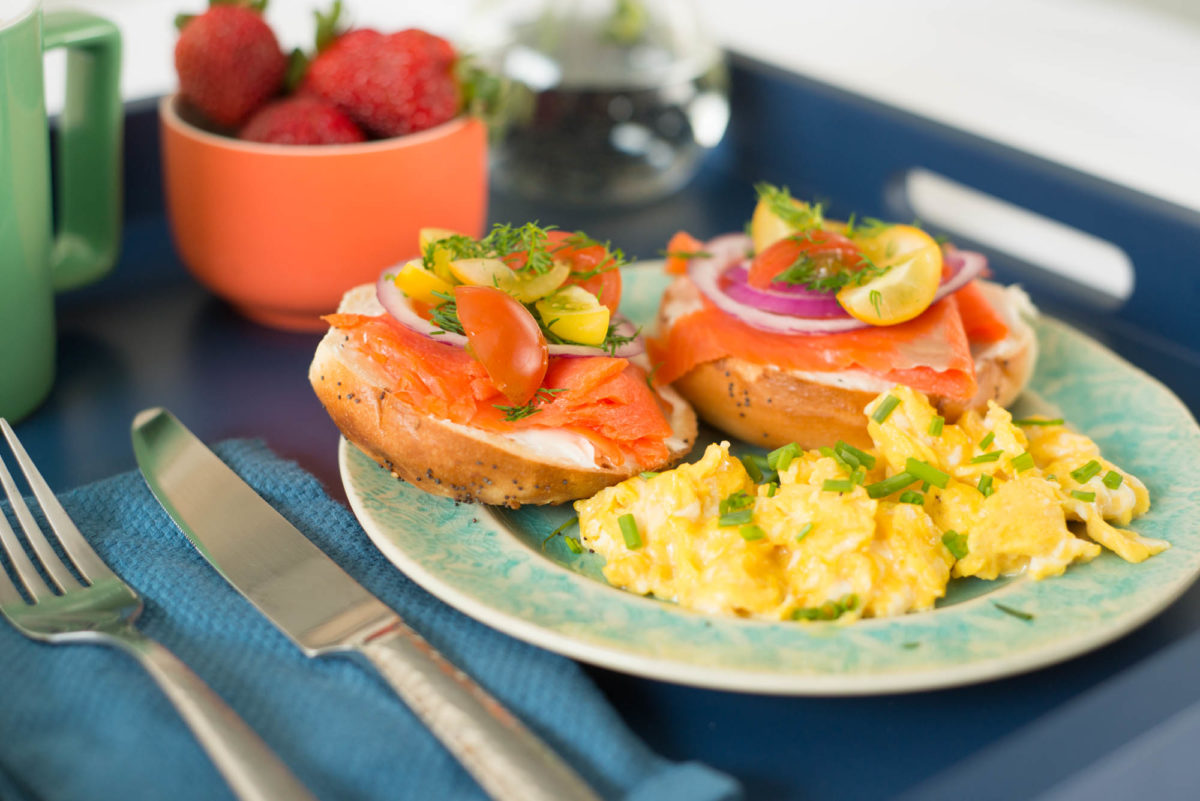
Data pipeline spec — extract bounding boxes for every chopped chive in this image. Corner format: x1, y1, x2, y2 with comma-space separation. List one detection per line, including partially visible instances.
818, 601, 840, 620
979, 431, 995, 450
1103, 470, 1124, 490
639, 471, 659, 480
993, 602, 1034, 621
818, 446, 852, 472
850, 467, 866, 485
718, 508, 754, 527
618, 513, 642, 549
898, 490, 925, 505
928, 415, 944, 436
941, 530, 969, 559
841, 593, 860, 611
823, 479, 855, 493
792, 607, 821, 621
1012, 417, 1064, 427
741, 454, 764, 483
977, 474, 994, 497
866, 471, 918, 499
719, 490, 755, 516
1011, 452, 1035, 472
905, 458, 950, 489
921, 481, 931, 492
872, 394, 900, 423
1071, 460, 1102, 483
835, 441, 877, 470
767, 442, 800, 472
902, 641, 920, 650
564, 536, 583, 554
765, 482, 779, 497
970, 451, 1003, 464
796, 522, 813, 542
1070, 489, 1096, 502
740, 524, 766, 541
549, 515, 579, 538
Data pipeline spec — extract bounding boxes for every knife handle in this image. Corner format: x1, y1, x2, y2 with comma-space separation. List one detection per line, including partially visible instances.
112, 627, 320, 801
359, 621, 602, 801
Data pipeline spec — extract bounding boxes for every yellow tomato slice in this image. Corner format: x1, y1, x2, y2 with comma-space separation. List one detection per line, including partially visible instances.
535, 285, 611, 346
449, 257, 571, 303
419, 227, 466, 284
749, 194, 825, 255
836, 226, 942, 325
392, 259, 455, 305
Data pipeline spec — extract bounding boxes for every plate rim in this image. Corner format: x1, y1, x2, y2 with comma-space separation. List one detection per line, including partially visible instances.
338, 282, 1200, 694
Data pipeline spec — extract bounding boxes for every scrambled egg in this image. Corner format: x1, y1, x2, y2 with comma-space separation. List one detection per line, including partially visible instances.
573, 386, 1164, 621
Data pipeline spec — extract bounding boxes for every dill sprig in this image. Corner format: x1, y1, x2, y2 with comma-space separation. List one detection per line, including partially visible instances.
755, 183, 825, 232
427, 291, 464, 335
494, 387, 567, 422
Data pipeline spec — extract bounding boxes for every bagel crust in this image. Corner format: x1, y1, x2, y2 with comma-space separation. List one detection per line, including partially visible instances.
311, 285, 697, 507
658, 278, 1037, 451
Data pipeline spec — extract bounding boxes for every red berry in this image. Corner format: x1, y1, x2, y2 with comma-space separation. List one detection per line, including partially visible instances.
239, 96, 366, 145
302, 28, 461, 138
175, 5, 287, 128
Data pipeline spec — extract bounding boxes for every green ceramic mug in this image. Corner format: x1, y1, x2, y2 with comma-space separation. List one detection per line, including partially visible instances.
0, 1, 121, 421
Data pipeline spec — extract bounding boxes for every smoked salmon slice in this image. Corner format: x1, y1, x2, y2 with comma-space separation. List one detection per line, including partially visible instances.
650, 284, 982, 400
323, 313, 672, 466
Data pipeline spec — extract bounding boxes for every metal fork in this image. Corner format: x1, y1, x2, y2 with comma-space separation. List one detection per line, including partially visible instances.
0, 419, 318, 801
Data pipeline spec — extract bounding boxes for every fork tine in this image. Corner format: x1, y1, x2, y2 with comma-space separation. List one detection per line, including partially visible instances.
0, 420, 112, 585
0, 468, 54, 601
0, 434, 82, 593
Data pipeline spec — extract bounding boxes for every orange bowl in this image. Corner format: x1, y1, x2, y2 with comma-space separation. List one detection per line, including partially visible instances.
160, 95, 488, 331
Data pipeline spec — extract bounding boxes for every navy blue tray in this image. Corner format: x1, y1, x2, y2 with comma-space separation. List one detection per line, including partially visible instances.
33, 55, 1200, 801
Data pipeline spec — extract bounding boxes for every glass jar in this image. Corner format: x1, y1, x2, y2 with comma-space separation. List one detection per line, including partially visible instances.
466, 0, 730, 206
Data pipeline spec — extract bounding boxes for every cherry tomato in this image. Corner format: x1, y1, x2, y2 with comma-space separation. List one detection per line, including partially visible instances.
548, 230, 623, 314
454, 285, 548, 404
746, 230, 864, 290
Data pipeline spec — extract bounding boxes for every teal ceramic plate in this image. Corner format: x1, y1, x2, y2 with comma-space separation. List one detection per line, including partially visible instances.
340, 265, 1200, 695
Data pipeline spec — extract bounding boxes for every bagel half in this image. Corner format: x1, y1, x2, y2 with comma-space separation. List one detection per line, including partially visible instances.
657, 278, 1037, 451
311, 285, 698, 507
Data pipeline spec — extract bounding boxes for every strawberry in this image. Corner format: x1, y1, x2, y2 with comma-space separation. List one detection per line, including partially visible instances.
302, 27, 461, 138
239, 96, 366, 145
175, 1, 287, 128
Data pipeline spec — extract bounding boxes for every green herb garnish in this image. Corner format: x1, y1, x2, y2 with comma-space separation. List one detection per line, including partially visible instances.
872, 394, 900, 424
941, 530, 969, 559
718, 508, 754, 527
618, 513, 642, 549
740, 524, 766, 542
1071, 460, 1102, 483
979, 431, 995, 450
835, 440, 876, 470
898, 490, 925, 505
993, 602, 1034, 621
1011, 452, 1036, 473
796, 522, 813, 542
822, 479, 855, 494
866, 471, 918, 499
928, 415, 944, 436
767, 442, 800, 472
493, 387, 566, 422
977, 474, 994, 497
1070, 490, 1096, 502
1103, 470, 1124, 490
969, 451, 1003, 464
1012, 417, 1064, 427
905, 458, 950, 489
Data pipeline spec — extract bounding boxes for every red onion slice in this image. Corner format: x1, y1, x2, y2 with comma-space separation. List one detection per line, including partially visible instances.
687, 234, 989, 335
375, 269, 644, 357
721, 264, 848, 318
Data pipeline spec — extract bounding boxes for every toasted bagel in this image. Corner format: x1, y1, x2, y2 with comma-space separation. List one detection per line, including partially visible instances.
311, 285, 697, 507
656, 278, 1037, 451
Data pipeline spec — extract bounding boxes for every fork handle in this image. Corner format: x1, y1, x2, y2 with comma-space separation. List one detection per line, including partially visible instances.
358, 621, 602, 801
110, 628, 319, 801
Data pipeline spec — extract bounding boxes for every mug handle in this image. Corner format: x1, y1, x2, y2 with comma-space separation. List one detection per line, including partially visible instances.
42, 11, 122, 291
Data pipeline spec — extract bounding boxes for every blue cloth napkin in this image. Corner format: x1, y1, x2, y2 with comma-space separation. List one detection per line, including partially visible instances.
0, 440, 742, 801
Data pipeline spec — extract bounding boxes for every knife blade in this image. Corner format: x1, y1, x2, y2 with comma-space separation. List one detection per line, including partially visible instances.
131, 408, 601, 801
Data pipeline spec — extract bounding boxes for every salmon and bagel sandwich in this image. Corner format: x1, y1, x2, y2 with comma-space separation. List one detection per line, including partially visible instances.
311, 223, 697, 507
651, 183, 1037, 450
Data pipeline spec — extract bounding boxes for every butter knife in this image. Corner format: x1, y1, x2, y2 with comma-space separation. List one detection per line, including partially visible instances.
131, 408, 601, 801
